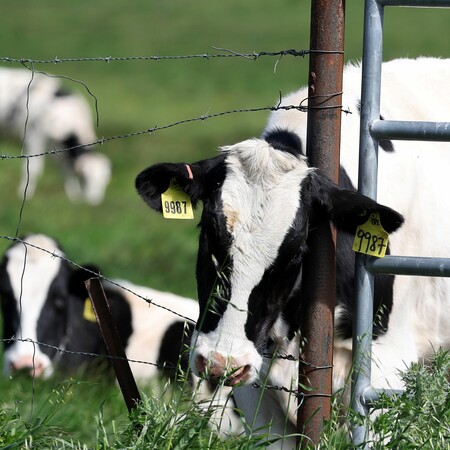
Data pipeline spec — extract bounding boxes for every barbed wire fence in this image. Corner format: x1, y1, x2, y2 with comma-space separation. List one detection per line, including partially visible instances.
0, 48, 343, 424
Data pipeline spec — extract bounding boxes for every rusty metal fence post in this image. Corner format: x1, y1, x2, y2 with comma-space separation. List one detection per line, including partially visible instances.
297, 0, 345, 446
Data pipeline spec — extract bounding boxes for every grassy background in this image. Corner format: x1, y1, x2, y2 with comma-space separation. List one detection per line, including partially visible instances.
1, 1, 449, 299
0, 0, 449, 447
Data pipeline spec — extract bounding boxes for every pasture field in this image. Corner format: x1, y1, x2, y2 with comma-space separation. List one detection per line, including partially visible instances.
0, 1, 449, 448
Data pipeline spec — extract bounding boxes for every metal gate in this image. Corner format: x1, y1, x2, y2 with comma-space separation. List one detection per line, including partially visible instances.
352, 0, 450, 447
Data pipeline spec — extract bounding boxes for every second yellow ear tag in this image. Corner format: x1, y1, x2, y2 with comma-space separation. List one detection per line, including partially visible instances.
352, 211, 389, 258
83, 298, 97, 323
161, 180, 194, 220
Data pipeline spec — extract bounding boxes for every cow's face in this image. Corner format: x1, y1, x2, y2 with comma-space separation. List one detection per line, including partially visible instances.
136, 129, 403, 386
0, 235, 69, 378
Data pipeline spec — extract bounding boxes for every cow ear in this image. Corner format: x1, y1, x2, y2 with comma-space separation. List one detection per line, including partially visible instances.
135, 155, 226, 213
309, 170, 404, 234
68, 265, 100, 299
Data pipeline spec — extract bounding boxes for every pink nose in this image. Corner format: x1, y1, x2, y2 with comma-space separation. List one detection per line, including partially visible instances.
11, 356, 46, 378
195, 351, 252, 386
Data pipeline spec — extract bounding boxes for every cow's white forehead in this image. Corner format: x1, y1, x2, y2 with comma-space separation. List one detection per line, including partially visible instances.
5, 235, 63, 360
220, 138, 310, 265
197, 139, 310, 360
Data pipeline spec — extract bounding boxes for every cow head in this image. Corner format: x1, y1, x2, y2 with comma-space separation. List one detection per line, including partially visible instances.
47, 92, 111, 206
0, 235, 71, 378
136, 129, 403, 386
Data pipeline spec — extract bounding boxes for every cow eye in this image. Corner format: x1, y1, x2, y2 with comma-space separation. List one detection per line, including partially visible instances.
53, 296, 65, 311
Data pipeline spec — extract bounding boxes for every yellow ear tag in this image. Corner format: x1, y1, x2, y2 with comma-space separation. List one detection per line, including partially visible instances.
83, 298, 97, 323
352, 211, 389, 258
161, 180, 194, 220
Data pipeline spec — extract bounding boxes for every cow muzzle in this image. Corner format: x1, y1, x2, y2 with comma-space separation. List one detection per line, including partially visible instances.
9, 355, 49, 378
194, 351, 254, 386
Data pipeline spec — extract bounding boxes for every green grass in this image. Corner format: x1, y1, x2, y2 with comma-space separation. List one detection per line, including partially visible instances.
1, 350, 449, 449
1, 1, 449, 448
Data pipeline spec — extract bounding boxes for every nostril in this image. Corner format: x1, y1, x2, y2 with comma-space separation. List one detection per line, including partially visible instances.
195, 355, 208, 375
228, 364, 252, 386
31, 361, 45, 378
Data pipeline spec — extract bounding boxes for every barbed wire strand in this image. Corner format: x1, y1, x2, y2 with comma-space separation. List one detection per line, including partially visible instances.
3, 337, 332, 401
0, 99, 351, 161
0, 235, 194, 323
0, 48, 344, 65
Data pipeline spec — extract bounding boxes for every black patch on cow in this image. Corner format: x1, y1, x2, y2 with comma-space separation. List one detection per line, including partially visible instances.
36, 260, 73, 360
54, 87, 71, 97
356, 101, 395, 153
195, 192, 233, 334
157, 320, 194, 380
61, 134, 87, 162
0, 255, 19, 349
246, 200, 310, 350
263, 128, 304, 156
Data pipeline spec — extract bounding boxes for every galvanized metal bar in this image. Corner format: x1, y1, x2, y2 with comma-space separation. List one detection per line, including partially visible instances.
361, 387, 405, 406
351, 0, 385, 447
85, 278, 142, 413
366, 255, 450, 277
297, 0, 345, 446
371, 119, 450, 141
380, 0, 450, 6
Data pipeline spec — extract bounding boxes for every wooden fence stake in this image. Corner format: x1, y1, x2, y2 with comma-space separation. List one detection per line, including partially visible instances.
85, 277, 142, 413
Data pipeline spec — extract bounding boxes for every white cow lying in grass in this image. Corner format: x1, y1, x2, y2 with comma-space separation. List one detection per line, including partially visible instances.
0, 67, 111, 205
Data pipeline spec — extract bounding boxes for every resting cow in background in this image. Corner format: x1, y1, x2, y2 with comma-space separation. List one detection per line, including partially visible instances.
0, 67, 111, 205
136, 57, 450, 447
0, 234, 197, 379
0, 234, 242, 435
0, 234, 71, 377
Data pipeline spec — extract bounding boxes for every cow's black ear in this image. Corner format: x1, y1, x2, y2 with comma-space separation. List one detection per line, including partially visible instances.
68, 265, 101, 299
308, 170, 404, 234
135, 155, 226, 213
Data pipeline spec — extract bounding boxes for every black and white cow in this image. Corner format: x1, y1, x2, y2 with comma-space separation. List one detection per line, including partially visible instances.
135, 57, 450, 446
0, 67, 111, 205
0, 234, 198, 379
0, 234, 71, 377
0, 234, 242, 435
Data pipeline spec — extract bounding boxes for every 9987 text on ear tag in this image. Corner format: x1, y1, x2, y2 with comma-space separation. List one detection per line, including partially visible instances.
83, 298, 97, 323
352, 211, 389, 258
161, 180, 194, 220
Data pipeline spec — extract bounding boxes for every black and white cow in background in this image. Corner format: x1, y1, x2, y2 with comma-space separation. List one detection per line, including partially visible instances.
0, 234, 199, 379
0, 67, 111, 205
136, 57, 450, 447
0, 234, 242, 435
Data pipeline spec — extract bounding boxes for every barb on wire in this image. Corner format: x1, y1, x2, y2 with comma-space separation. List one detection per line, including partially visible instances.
0, 235, 193, 323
